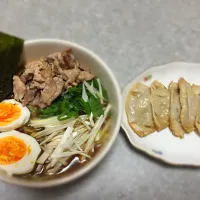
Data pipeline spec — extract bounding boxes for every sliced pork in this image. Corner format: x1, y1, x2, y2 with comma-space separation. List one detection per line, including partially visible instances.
13, 49, 95, 108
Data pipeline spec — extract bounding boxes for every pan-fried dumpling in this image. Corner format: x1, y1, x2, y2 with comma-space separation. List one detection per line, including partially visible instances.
168, 82, 185, 138
125, 83, 155, 137
192, 84, 200, 133
151, 81, 170, 131
179, 78, 197, 133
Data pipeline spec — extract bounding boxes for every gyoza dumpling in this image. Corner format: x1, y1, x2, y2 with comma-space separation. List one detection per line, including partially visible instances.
179, 78, 198, 133
168, 82, 185, 138
192, 84, 200, 133
125, 83, 155, 137
151, 81, 170, 131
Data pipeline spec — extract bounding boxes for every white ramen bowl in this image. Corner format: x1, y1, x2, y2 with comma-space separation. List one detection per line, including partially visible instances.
0, 39, 122, 188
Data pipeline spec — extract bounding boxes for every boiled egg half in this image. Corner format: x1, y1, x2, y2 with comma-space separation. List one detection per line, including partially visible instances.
0, 130, 41, 175
0, 99, 30, 132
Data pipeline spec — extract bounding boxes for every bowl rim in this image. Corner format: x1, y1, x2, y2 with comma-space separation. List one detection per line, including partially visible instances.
0, 38, 122, 188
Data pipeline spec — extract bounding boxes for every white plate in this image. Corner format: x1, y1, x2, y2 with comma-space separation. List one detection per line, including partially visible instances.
121, 62, 200, 166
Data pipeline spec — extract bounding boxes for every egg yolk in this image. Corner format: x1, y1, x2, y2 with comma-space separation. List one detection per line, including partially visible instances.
0, 103, 21, 126
0, 136, 27, 165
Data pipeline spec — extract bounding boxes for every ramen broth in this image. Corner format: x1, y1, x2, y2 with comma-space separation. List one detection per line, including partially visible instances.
18, 116, 111, 178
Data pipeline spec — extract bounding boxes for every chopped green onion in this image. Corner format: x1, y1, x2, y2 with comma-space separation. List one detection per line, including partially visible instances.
84, 104, 111, 154
83, 81, 97, 98
97, 78, 103, 104
82, 83, 88, 102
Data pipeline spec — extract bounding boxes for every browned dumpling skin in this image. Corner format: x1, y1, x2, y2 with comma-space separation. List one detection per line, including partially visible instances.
151, 81, 170, 131
168, 82, 185, 138
179, 78, 197, 133
125, 83, 155, 137
191, 84, 200, 133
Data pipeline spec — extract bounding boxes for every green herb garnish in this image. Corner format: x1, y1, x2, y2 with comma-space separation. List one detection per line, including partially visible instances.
40, 78, 108, 120
88, 96, 103, 117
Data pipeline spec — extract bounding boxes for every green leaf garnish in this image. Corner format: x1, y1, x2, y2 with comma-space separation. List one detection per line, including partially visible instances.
40, 78, 108, 120
88, 96, 103, 117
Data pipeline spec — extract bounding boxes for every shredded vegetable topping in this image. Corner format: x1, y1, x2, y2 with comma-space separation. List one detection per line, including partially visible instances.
26, 78, 111, 175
